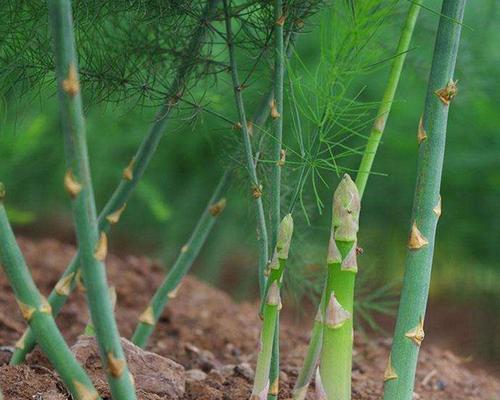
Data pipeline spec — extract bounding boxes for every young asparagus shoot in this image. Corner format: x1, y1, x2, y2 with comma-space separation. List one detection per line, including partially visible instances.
0, 185, 100, 400
318, 174, 360, 400
10, 0, 221, 364
383, 1, 467, 399
131, 171, 230, 348
292, 3, 422, 397
251, 214, 294, 400
48, 0, 135, 398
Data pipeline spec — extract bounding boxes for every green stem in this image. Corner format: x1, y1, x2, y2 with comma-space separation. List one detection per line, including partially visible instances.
0, 188, 100, 400
383, 1, 466, 399
223, 0, 269, 297
267, 3, 285, 397
293, 4, 422, 397
251, 215, 294, 400
48, 0, 135, 397
355, 1, 422, 198
10, 0, 220, 365
131, 171, 231, 348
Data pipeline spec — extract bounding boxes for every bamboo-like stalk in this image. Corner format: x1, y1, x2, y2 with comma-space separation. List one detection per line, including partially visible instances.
355, 1, 422, 198
0, 186, 100, 400
268, 2, 285, 397
383, 1, 466, 399
292, 4, 422, 397
317, 175, 360, 400
251, 214, 294, 400
223, 0, 269, 296
10, 0, 220, 365
48, 1, 135, 398
131, 171, 231, 348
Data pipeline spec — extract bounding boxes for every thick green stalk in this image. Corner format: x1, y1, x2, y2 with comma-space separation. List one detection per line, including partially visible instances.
317, 175, 360, 400
223, 0, 269, 296
268, 2, 285, 397
0, 187, 100, 400
251, 215, 294, 400
10, 0, 220, 364
383, 1, 466, 399
355, 1, 422, 197
131, 171, 231, 348
48, 0, 135, 398
293, 4, 422, 397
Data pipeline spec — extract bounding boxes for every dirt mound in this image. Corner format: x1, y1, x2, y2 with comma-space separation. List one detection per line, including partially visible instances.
0, 238, 499, 399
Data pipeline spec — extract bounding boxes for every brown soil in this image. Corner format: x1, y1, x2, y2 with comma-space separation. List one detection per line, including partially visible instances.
0, 238, 499, 399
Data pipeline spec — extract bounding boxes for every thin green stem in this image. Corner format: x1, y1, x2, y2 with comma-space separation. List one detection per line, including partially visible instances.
0, 188, 100, 400
131, 171, 231, 348
223, 0, 269, 296
251, 215, 294, 400
355, 1, 422, 197
10, 0, 220, 364
48, 0, 135, 397
293, 4, 422, 397
383, 1, 466, 399
268, 2, 285, 397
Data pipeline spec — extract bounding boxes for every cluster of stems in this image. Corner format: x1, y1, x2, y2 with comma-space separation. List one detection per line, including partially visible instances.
49, 0, 135, 397
10, 0, 221, 364
293, 2, 422, 398
383, 1, 466, 399
0, 185, 100, 400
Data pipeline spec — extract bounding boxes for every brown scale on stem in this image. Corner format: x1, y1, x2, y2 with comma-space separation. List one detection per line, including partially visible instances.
62, 64, 80, 97
435, 79, 458, 105
209, 198, 227, 216
17, 300, 36, 321
139, 305, 155, 325
94, 232, 108, 261
39, 296, 52, 314
405, 318, 425, 346
433, 196, 442, 217
384, 354, 398, 382
106, 203, 127, 224
270, 99, 281, 119
407, 222, 429, 250
418, 116, 427, 144
122, 158, 135, 181
64, 170, 82, 198
107, 352, 126, 378
252, 184, 263, 199
55, 272, 75, 296
73, 380, 99, 400
277, 149, 286, 166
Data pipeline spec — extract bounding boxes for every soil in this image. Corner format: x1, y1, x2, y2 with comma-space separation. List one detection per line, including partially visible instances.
0, 237, 499, 400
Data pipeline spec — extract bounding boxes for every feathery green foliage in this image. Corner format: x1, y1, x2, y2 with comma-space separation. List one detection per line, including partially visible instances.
0, 184, 100, 400
383, 1, 467, 399
48, 0, 135, 397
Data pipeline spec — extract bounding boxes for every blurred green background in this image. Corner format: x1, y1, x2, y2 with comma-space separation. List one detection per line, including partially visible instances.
1, 1, 498, 369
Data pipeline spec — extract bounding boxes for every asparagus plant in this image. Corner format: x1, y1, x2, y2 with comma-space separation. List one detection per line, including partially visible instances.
383, 1, 466, 399
0, 184, 100, 400
268, 1, 286, 397
251, 214, 294, 400
48, 0, 135, 397
293, 3, 422, 398
316, 174, 360, 400
223, 0, 269, 295
131, 171, 231, 348
10, 0, 221, 364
